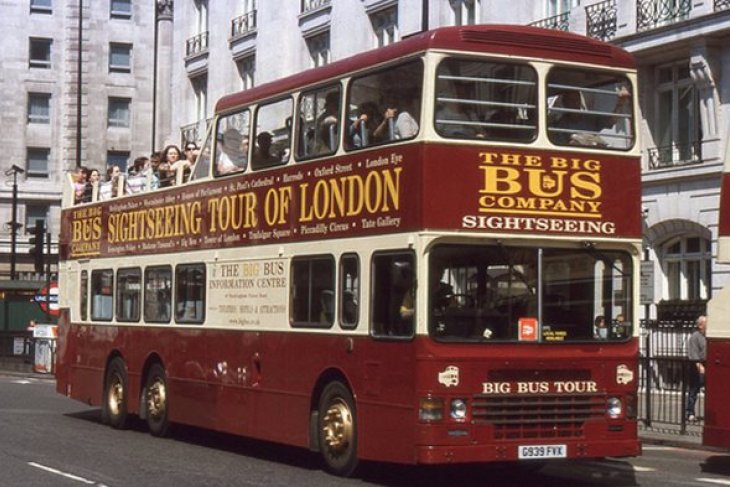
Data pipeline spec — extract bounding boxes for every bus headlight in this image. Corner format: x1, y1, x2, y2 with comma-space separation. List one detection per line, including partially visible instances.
450, 399, 467, 420
419, 396, 444, 422
607, 397, 622, 418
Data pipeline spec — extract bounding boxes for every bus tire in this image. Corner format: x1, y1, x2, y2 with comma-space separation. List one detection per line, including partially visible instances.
102, 357, 129, 429
317, 381, 358, 477
144, 363, 172, 437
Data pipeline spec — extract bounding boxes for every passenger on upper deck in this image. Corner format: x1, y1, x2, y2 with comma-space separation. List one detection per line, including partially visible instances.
159, 145, 182, 187
549, 84, 631, 147
217, 128, 247, 175
315, 92, 340, 154
373, 92, 420, 142
348, 101, 379, 148
252, 131, 279, 167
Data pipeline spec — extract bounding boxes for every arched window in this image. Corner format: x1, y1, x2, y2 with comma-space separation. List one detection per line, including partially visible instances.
661, 236, 711, 300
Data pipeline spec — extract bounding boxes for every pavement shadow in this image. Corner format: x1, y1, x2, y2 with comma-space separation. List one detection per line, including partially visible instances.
701, 455, 730, 476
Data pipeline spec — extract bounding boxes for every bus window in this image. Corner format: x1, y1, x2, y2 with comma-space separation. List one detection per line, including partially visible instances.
428, 244, 632, 343
116, 267, 141, 322
144, 266, 172, 323
175, 264, 206, 324
435, 58, 537, 142
215, 110, 249, 176
252, 98, 293, 170
80, 270, 88, 321
191, 122, 214, 181
290, 256, 335, 327
91, 269, 114, 321
547, 68, 634, 149
346, 60, 423, 149
371, 252, 415, 338
339, 254, 359, 329
297, 85, 341, 160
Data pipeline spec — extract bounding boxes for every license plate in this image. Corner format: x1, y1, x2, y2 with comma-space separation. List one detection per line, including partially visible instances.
518, 444, 567, 459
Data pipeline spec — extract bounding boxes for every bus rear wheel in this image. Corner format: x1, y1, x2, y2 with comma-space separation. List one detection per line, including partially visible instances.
317, 381, 358, 477
144, 363, 172, 437
102, 357, 129, 429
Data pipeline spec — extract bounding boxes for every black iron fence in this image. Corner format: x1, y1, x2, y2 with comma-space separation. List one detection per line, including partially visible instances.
639, 319, 703, 436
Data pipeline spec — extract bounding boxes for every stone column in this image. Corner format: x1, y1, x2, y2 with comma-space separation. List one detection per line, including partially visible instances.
155, 0, 174, 151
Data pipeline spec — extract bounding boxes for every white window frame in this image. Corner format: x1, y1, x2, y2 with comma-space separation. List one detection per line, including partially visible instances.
25, 203, 50, 233
109, 43, 132, 73
26, 147, 50, 178
370, 7, 398, 48
110, 0, 131, 19
30, 0, 52, 14
546, 0, 578, 16
237, 56, 255, 91
29, 38, 52, 69
306, 32, 330, 68
191, 75, 208, 123
654, 60, 700, 164
28, 93, 51, 124
450, 0, 479, 26
661, 236, 711, 301
108, 97, 131, 128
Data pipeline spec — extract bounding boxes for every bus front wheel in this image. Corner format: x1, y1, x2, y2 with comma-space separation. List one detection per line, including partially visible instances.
144, 363, 172, 437
102, 357, 129, 429
317, 381, 358, 477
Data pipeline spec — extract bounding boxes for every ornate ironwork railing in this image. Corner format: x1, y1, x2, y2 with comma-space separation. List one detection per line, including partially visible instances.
231, 10, 257, 38
185, 31, 209, 58
529, 12, 570, 31
301, 0, 331, 14
647, 141, 702, 170
586, 0, 617, 41
716, 0, 730, 10
637, 0, 692, 31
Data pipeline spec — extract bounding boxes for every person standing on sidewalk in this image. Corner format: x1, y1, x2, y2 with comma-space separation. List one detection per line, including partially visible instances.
686, 315, 707, 421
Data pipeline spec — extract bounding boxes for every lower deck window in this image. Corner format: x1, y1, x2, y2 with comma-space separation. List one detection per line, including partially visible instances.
91, 269, 114, 321
175, 264, 205, 324
371, 252, 415, 338
290, 256, 335, 327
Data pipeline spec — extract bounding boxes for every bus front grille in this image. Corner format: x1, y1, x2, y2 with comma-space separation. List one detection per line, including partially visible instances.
471, 394, 606, 440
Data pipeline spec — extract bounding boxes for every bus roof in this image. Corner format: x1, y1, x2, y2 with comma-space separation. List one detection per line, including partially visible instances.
216, 24, 635, 114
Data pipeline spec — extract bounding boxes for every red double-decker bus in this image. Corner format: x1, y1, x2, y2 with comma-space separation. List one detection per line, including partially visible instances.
56, 25, 641, 476
705, 160, 730, 449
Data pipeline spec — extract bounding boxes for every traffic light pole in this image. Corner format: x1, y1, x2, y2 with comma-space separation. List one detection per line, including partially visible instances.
5, 164, 25, 280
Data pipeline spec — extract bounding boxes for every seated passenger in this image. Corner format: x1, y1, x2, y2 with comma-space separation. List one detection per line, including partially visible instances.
252, 131, 279, 168
217, 128, 247, 175
314, 92, 339, 154
348, 101, 379, 148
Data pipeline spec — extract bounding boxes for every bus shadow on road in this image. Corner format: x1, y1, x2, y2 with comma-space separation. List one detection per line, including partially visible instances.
701, 455, 730, 476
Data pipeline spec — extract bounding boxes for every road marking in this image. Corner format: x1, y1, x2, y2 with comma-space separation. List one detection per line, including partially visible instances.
28, 462, 108, 486
697, 479, 730, 486
11, 380, 33, 384
641, 445, 676, 451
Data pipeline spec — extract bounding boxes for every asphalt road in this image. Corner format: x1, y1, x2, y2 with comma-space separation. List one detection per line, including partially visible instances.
1, 373, 729, 487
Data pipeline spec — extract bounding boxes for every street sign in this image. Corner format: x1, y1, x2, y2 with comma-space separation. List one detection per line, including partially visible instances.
640, 261, 654, 305
34, 282, 59, 317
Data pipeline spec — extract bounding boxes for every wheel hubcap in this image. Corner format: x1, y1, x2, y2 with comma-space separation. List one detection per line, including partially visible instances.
147, 377, 167, 420
322, 400, 353, 455
108, 374, 123, 415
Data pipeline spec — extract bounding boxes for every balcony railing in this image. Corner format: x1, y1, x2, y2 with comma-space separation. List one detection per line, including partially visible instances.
586, 0, 617, 41
637, 0, 692, 31
716, 0, 730, 11
529, 12, 570, 31
231, 10, 257, 38
647, 141, 702, 170
185, 31, 209, 58
180, 118, 213, 147
301, 0, 331, 14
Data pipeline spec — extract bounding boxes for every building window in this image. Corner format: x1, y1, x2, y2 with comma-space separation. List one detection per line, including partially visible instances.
30, 0, 52, 14
110, 0, 132, 19
370, 7, 398, 48
109, 43, 132, 73
195, 0, 209, 34
653, 61, 701, 166
26, 148, 50, 178
25, 204, 49, 233
662, 236, 711, 301
29, 38, 52, 69
28, 93, 51, 124
237, 56, 255, 91
191, 75, 208, 123
306, 32, 330, 68
546, 0, 578, 16
107, 151, 130, 172
451, 0, 479, 25
108, 97, 131, 128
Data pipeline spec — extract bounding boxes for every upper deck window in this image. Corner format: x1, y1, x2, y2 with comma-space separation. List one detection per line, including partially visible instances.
547, 68, 634, 150
251, 98, 292, 170
435, 58, 537, 142
215, 109, 249, 176
346, 60, 423, 150
297, 85, 341, 160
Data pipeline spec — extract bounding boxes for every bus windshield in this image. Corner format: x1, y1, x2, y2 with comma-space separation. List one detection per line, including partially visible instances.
429, 244, 632, 343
